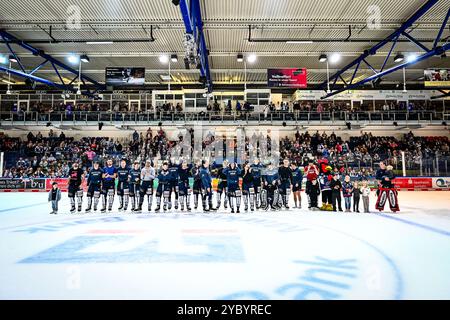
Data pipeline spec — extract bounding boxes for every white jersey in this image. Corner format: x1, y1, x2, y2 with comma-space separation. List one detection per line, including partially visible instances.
141, 167, 156, 181
361, 186, 371, 197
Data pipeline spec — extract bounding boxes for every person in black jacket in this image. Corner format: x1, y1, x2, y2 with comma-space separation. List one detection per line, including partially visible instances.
306, 178, 321, 210
241, 162, 255, 211
330, 174, 343, 212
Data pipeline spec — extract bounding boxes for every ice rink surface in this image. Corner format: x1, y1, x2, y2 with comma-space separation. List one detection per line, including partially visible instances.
0, 191, 449, 300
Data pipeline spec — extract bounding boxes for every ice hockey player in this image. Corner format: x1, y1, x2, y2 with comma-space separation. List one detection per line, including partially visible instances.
155, 162, 171, 212
225, 162, 242, 213
68, 161, 84, 213
306, 177, 321, 210
216, 160, 229, 210
200, 159, 215, 212
117, 159, 130, 212
178, 161, 192, 211
128, 161, 141, 212
168, 160, 180, 210
278, 158, 293, 209
191, 160, 203, 210
101, 159, 117, 213
262, 161, 279, 211
241, 162, 255, 212
250, 158, 264, 208
85, 161, 102, 212
138, 160, 155, 212
375, 162, 399, 212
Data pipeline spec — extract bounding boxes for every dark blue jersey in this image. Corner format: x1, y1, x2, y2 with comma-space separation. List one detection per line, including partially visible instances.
117, 166, 130, 182
103, 166, 117, 182
87, 167, 103, 185
263, 167, 279, 185
200, 166, 212, 189
157, 169, 171, 185
224, 167, 241, 186
250, 163, 263, 179
191, 165, 202, 181
129, 168, 141, 185
178, 167, 191, 183
291, 167, 303, 185
169, 165, 180, 181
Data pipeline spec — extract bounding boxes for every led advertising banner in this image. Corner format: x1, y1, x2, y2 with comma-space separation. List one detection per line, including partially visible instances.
268, 68, 308, 88
105, 67, 146, 86
424, 69, 450, 87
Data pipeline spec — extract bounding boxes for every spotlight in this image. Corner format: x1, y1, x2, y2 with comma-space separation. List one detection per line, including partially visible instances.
172, 0, 180, 5
159, 55, 169, 64
247, 54, 257, 63
319, 54, 328, 62
406, 54, 418, 63
170, 54, 178, 63
8, 55, 18, 63
346, 122, 352, 130
98, 122, 104, 131
80, 54, 90, 63
67, 55, 80, 64
329, 53, 341, 64
394, 53, 404, 63
237, 54, 244, 62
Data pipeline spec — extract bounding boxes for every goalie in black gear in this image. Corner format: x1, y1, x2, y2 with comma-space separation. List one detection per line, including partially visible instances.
375, 163, 399, 213
85, 161, 102, 212
101, 159, 117, 212
138, 160, 155, 212
68, 162, 84, 213
117, 159, 130, 212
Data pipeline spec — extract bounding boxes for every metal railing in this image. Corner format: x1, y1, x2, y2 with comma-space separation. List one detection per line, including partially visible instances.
0, 110, 446, 125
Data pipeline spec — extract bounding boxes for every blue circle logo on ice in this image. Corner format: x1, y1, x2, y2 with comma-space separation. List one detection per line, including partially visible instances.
8, 214, 402, 300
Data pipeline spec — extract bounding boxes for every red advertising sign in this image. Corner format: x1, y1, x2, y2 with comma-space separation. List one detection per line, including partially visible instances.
268, 68, 307, 88
393, 177, 432, 189
46, 178, 88, 191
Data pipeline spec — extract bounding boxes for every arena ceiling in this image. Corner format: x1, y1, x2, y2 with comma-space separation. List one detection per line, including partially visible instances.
0, 0, 449, 88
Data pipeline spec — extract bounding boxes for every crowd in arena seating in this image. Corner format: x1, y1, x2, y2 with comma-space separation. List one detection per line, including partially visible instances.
1, 128, 448, 179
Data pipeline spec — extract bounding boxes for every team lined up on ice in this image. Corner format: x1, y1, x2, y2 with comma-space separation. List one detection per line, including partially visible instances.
48, 158, 399, 214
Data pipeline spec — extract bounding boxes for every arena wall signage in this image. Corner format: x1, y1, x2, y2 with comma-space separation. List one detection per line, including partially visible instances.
268, 68, 307, 88
293, 90, 439, 101
424, 69, 450, 87
105, 67, 146, 86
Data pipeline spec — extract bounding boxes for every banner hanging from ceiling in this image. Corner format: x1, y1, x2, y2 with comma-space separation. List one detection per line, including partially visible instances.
424, 69, 450, 87
105, 67, 146, 86
267, 68, 308, 88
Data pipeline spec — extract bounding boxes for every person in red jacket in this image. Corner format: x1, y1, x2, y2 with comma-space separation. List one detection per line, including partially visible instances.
304, 159, 319, 208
